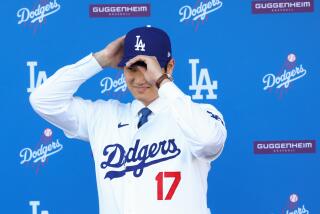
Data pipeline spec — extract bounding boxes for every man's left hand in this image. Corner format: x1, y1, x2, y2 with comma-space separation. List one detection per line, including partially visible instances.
126, 55, 163, 85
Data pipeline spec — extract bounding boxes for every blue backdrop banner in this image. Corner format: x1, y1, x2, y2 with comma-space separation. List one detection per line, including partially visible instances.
1, 0, 319, 213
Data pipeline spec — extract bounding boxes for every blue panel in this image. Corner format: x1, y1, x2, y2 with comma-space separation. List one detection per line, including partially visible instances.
1, 0, 319, 213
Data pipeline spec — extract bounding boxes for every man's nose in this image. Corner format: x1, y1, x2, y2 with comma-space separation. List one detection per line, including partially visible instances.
133, 70, 147, 83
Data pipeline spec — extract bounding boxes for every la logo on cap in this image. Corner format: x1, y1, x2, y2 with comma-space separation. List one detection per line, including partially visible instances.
134, 35, 145, 51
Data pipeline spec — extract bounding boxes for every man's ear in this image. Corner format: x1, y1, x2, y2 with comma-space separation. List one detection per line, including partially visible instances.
165, 58, 175, 75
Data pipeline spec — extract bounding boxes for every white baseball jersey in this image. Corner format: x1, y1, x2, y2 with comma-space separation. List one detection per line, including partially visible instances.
30, 54, 227, 214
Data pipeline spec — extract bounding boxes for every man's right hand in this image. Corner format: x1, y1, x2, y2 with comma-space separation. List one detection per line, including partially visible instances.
93, 35, 125, 69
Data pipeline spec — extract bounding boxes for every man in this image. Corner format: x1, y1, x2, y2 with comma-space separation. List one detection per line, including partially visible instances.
29, 26, 227, 214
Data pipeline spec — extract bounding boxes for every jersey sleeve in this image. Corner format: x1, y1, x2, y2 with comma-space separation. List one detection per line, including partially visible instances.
29, 54, 104, 142
158, 81, 227, 161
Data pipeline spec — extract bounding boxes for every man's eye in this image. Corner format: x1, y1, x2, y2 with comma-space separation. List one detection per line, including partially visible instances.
128, 67, 138, 72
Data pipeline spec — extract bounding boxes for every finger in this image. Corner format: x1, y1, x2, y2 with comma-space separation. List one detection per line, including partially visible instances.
118, 35, 126, 44
126, 55, 149, 67
126, 55, 147, 66
110, 35, 125, 47
117, 35, 126, 42
107, 35, 125, 50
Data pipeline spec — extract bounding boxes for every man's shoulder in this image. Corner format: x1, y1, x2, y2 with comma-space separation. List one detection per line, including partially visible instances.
195, 102, 216, 110
197, 102, 224, 117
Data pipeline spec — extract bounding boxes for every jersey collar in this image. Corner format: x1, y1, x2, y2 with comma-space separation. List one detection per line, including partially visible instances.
131, 97, 167, 117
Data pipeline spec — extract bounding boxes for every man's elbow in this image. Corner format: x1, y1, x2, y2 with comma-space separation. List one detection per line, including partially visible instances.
29, 88, 48, 114
29, 90, 40, 111
196, 126, 227, 159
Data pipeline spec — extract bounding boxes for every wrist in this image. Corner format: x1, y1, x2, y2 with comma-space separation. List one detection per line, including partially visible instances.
93, 51, 109, 68
159, 79, 171, 88
156, 73, 173, 89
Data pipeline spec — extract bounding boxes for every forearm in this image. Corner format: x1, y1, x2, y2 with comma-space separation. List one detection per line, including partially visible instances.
30, 54, 102, 114
159, 82, 227, 159
93, 51, 109, 68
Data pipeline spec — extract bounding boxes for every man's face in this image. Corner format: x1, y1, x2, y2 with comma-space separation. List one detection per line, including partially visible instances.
123, 65, 159, 106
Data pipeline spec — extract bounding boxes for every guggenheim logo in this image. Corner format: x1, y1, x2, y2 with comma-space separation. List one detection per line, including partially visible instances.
254, 140, 316, 154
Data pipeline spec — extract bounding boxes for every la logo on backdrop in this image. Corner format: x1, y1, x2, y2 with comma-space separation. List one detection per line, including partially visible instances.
262, 53, 308, 98
29, 201, 49, 214
19, 128, 63, 174
189, 59, 218, 100
27, 61, 48, 93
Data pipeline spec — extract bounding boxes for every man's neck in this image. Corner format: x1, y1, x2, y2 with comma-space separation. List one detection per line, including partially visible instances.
141, 95, 159, 107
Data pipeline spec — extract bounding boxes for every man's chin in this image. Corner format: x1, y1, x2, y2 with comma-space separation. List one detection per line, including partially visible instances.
132, 91, 158, 104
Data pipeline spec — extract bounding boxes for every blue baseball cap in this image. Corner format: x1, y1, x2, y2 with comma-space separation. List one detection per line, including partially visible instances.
118, 26, 172, 68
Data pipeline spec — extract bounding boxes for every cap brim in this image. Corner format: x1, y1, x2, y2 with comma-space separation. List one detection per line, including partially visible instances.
118, 56, 171, 68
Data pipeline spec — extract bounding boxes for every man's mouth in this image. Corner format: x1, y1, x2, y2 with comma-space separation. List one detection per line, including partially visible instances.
134, 85, 150, 93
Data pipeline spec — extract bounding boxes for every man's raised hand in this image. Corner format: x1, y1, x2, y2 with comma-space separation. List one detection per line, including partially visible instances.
94, 35, 125, 69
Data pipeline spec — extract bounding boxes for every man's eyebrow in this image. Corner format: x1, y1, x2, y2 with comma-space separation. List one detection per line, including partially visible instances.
127, 66, 138, 72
